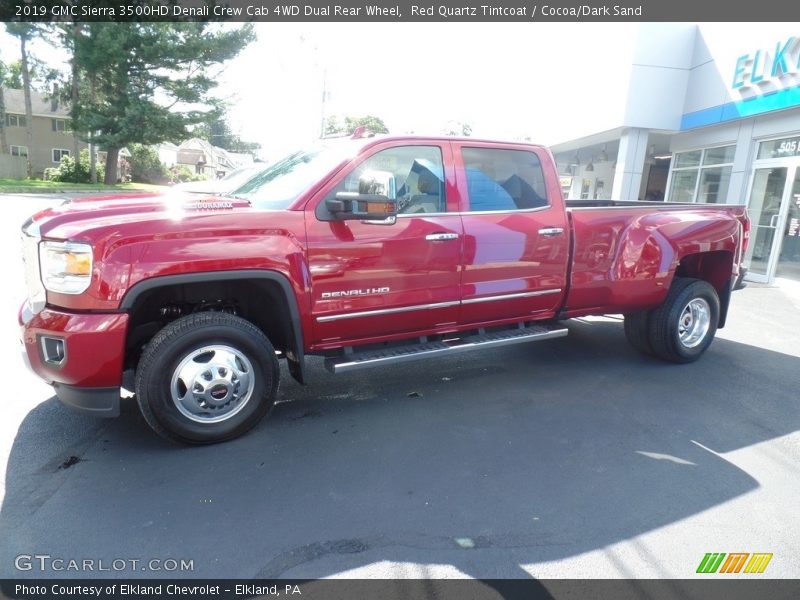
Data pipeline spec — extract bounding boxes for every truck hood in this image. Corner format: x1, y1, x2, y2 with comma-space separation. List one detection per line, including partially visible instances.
27, 192, 254, 240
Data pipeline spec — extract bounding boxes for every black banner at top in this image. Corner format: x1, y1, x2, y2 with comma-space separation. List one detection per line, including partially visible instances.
0, 0, 795, 22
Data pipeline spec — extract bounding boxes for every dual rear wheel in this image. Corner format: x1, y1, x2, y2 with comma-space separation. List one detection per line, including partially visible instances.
624, 277, 720, 363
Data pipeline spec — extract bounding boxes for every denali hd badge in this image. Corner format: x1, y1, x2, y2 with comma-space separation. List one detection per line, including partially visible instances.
321, 287, 390, 299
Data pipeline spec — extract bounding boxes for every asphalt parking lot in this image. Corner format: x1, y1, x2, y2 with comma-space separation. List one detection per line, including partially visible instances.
1, 194, 799, 580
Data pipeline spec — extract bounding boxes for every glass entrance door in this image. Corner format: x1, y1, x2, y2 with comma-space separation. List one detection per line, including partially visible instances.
776, 170, 800, 281
745, 166, 789, 282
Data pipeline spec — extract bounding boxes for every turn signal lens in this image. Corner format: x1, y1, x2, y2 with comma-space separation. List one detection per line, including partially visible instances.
39, 241, 93, 294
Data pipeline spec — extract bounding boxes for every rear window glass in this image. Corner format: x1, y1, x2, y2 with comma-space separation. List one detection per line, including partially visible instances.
462, 147, 548, 212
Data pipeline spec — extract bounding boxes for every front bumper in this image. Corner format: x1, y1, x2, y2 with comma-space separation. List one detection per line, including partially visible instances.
53, 383, 120, 417
19, 302, 128, 417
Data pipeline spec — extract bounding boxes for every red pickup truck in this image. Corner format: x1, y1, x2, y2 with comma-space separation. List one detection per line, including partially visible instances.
20, 136, 750, 444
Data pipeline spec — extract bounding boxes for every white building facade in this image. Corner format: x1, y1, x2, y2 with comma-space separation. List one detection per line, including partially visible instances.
551, 24, 800, 284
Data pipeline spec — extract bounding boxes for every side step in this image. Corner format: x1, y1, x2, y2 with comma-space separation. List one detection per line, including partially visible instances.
324, 323, 568, 374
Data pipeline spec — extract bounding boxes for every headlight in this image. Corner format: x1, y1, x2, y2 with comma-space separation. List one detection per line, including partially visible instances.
39, 241, 93, 294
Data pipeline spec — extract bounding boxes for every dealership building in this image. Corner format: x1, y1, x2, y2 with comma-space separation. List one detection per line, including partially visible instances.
550, 24, 800, 284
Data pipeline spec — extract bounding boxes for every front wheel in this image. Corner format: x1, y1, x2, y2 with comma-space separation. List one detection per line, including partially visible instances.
135, 312, 279, 444
648, 278, 720, 363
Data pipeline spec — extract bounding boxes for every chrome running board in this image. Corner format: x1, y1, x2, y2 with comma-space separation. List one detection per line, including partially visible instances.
324, 322, 568, 374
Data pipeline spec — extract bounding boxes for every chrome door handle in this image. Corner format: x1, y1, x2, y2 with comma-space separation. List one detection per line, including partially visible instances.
538, 227, 564, 236
425, 233, 459, 241
769, 214, 780, 228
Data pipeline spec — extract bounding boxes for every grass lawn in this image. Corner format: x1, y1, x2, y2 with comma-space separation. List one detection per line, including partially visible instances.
0, 178, 167, 194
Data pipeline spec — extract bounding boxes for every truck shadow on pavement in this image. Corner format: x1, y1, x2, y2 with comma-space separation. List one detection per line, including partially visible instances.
1, 318, 798, 585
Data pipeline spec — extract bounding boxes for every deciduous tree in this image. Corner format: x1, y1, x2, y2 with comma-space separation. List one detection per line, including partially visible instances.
71, 23, 254, 184
325, 115, 389, 136
5, 23, 41, 177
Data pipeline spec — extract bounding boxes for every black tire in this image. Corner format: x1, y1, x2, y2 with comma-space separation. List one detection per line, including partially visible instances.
624, 310, 654, 355
135, 312, 279, 444
648, 278, 720, 364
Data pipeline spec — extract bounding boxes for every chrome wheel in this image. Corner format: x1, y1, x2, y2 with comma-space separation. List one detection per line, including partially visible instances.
170, 345, 254, 423
677, 298, 711, 349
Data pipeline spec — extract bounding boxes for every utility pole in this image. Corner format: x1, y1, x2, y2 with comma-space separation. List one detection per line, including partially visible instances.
319, 66, 328, 139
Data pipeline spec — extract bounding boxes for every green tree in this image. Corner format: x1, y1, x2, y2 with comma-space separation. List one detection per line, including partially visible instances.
0, 61, 8, 154
199, 117, 260, 157
128, 144, 166, 184
0, 57, 59, 91
344, 115, 389, 135
71, 23, 254, 184
324, 115, 389, 136
323, 116, 342, 136
53, 23, 84, 167
5, 24, 42, 177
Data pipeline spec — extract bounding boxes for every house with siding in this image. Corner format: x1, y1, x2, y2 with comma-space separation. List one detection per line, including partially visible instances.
176, 138, 243, 178
0, 86, 87, 177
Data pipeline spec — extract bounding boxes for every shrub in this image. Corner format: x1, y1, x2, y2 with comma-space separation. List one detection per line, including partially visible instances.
169, 165, 207, 184
44, 149, 104, 183
129, 144, 167, 184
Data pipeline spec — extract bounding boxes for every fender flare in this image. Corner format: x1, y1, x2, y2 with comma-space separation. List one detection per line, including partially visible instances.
119, 270, 306, 383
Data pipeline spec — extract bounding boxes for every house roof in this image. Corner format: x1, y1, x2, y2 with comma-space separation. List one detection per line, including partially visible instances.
177, 138, 239, 170
2, 86, 71, 118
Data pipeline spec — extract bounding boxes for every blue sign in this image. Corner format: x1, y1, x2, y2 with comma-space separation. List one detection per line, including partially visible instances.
681, 35, 800, 130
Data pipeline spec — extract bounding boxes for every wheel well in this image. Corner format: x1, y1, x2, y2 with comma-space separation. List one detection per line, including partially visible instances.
124, 278, 300, 373
674, 251, 734, 327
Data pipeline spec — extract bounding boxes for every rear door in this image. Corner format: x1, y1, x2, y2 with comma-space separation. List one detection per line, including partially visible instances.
452, 142, 569, 324
305, 141, 463, 347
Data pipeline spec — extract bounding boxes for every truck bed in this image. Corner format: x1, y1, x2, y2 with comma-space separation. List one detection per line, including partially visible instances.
562, 200, 749, 318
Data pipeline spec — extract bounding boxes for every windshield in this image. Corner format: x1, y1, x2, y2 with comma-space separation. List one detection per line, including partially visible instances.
230, 142, 357, 209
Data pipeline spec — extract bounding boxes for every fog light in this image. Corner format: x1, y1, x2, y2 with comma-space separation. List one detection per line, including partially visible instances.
40, 336, 66, 365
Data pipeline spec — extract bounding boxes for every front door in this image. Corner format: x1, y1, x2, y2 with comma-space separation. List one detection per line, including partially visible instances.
305, 142, 463, 347
745, 163, 800, 283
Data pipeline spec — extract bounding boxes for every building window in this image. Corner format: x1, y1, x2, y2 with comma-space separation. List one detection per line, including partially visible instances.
580, 178, 591, 199
10, 145, 28, 158
6, 114, 26, 127
52, 148, 70, 163
667, 145, 735, 203
52, 119, 68, 133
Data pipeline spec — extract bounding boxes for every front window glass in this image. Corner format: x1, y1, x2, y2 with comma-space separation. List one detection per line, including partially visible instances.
328, 145, 446, 214
232, 142, 358, 209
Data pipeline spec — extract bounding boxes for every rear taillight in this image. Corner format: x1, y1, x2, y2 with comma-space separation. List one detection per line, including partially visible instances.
742, 209, 750, 254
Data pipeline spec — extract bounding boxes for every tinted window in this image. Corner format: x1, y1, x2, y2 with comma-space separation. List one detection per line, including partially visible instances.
462, 148, 548, 211
330, 146, 446, 215
233, 142, 358, 209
